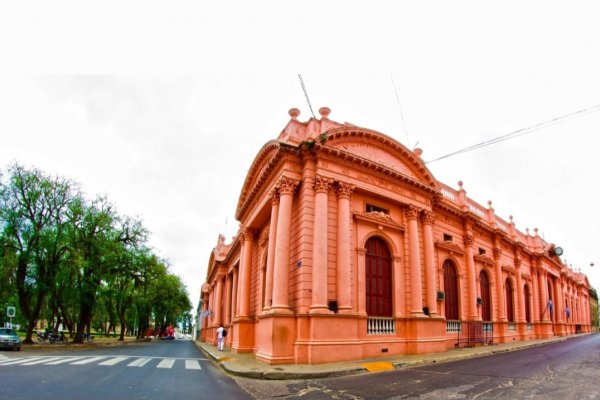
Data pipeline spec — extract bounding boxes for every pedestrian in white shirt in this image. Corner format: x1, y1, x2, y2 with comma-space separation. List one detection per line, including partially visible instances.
216, 324, 225, 351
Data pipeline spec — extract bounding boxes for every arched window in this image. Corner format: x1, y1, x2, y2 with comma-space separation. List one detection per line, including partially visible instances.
443, 260, 459, 320
524, 284, 531, 323
365, 237, 392, 317
505, 278, 514, 323
479, 270, 491, 321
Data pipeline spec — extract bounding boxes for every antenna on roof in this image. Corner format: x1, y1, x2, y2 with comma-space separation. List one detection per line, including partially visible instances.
390, 74, 411, 148
298, 74, 316, 118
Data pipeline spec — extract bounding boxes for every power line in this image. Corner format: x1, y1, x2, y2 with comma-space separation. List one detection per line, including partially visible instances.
426, 104, 600, 164
298, 74, 316, 118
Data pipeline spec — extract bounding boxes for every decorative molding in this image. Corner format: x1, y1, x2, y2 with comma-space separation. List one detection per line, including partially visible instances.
434, 240, 465, 255
464, 234, 475, 247
420, 210, 435, 225
277, 175, 299, 196
353, 211, 405, 231
492, 247, 502, 260
240, 227, 256, 242
269, 187, 280, 205
404, 205, 420, 220
336, 181, 355, 199
474, 254, 495, 266
313, 175, 332, 193
502, 264, 516, 274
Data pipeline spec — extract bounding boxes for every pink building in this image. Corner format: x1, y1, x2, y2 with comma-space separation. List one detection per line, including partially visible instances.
200, 107, 591, 365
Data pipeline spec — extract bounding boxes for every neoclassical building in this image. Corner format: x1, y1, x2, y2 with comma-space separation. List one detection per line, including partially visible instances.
200, 107, 591, 365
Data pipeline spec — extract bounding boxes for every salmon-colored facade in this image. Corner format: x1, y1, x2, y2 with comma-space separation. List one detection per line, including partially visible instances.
200, 107, 591, 365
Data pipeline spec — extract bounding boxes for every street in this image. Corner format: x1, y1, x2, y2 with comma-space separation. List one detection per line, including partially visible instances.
234, 334, 600, 399
0, 340, 251, 400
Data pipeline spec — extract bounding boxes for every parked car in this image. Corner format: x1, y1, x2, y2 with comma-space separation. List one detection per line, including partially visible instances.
0, 328, 21, 351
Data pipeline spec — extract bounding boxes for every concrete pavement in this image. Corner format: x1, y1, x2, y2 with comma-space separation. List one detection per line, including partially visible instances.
195, 335, 582, 380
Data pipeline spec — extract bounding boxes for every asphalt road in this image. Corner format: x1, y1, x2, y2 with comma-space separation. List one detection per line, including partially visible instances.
235, 334, 600, 399
0, 340, 252, 400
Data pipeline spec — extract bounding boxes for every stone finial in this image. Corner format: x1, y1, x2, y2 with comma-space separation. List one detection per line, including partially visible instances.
413, 148, 423, 157
319, 107, 331, 119
509, 215, 513, 222
534, 228, 539, 235
288, 108, 300, 120
458, 180, 463, 188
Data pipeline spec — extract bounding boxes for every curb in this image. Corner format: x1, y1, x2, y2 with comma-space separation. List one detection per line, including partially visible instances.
195, 334, 585, 381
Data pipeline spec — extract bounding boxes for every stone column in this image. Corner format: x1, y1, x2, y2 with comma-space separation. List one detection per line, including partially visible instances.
539, 270, 550, 322
263, 188, 279, 310
225, 274, 232, 325
421, 210, 438, 316
336, 181, 355, 313
464, 234, 478, 320
554, 279, 564, 323
393, 256, 405, 317
214, 275, 224, 326
531, 268, 539, 322
271, 176, 298, 312
311, 175, 332, 313
357, 248, 367, 316
238, 228, 254, 318
232, 267, 238, 320
515, 259, 525, 323
405, 205, 424, 315
493, 247, 506, 321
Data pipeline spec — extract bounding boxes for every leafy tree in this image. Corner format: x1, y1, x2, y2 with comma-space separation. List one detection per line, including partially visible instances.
0, 164, 77, 343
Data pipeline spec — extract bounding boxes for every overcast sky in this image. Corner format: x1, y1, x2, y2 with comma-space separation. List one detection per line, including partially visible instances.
1, 1, 599, 310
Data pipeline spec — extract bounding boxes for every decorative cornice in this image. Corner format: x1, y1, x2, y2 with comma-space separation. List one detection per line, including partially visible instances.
353, 211, 405, 231
269, 187, 280, 205
502, 264, 516, 274
434, 240, 465, 255
240, 227, 256, 242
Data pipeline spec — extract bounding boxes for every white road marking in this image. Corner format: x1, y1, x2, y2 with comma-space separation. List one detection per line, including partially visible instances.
98, 356, 129, 366
127, 357, 151, 367
185, 359, 201, 370
156, 358, 176, 369
44, 356, 86, 365
21, 357, 64, 365
71, 356, 108, 365
0, 357, 45, 365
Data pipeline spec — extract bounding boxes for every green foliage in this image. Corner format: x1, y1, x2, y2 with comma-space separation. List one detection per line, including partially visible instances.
0, 163, 192, 343
590, 287, 598, 301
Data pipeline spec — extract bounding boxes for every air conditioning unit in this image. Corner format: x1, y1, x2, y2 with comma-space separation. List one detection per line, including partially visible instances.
437, 291, 445, 301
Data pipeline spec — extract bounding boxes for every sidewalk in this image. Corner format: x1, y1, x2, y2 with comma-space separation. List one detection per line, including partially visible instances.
195, 335, 576, 380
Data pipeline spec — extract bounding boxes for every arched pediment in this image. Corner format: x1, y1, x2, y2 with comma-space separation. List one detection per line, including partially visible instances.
235, 140, 285, 220
324, 127, 438, 189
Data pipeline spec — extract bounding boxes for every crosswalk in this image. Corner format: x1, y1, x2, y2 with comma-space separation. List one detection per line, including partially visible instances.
0, 355, 205, 370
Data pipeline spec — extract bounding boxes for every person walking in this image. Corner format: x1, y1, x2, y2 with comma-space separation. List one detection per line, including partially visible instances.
216, 324, 225, 351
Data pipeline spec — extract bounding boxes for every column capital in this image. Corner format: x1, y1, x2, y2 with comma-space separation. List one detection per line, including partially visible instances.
313, 175, 333, 193
240, 227, 256, 242
404, 204, 420, 220
464, 234, 475, 247
420, 210, 435, 225
493, 247, 502, 260
336, 181, 355, 199
277, 175, 299, 196
269, 187, 280, 205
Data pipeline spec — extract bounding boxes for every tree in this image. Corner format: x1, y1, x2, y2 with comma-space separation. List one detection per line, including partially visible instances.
0, 164, 77, 343
68, 196, 146, 343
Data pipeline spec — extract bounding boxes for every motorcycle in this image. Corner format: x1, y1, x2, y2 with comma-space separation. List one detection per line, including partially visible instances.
48, 331, 67, 344
37, 330, 50, 343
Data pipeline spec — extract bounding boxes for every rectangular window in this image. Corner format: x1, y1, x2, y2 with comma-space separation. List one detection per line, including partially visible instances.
443, 233, 453, 242
479, 248, 486, 255
366, 204, 389, 214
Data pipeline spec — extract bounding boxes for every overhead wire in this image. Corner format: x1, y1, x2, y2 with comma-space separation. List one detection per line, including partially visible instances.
426, 103, 600, 164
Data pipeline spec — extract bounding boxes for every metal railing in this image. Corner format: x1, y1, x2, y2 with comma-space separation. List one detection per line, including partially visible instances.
446, 320, 461, 333
456, 321, 494, 347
